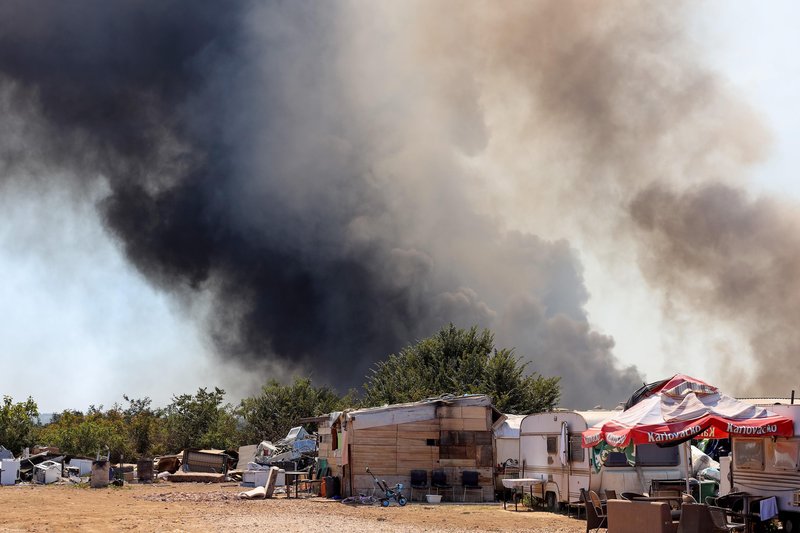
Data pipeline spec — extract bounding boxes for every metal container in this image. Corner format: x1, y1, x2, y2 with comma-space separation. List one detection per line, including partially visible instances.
91, 460, 110, 488
137, 458, 154, 482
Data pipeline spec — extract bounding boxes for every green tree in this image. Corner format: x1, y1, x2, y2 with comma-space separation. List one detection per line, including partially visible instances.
162, 387, 238, 452
363, 324, 560, 414
37, 405, 133, 461
483, 349, 561, 413
122, 395, 166, 457
0, 396, 39, 454
240, 377, 356, 443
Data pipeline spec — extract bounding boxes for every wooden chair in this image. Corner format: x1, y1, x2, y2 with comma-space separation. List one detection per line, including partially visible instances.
588, 490, 607, 532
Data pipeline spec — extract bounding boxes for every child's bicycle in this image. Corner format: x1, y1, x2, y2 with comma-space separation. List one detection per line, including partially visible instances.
366, 466, 407, 507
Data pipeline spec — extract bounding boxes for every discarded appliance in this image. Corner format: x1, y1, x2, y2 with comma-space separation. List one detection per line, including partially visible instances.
181, 450, 229, 474
238, 467, 281, 499
1, 458, 20, 486
68, 458, 93, 476
137, 458, 154, 482
91, 460, 110, 488
34, 460, 61, 484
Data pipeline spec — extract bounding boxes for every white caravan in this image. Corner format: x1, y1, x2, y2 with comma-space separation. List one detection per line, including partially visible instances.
519, 410, 689, 510
720, 402, 800, 531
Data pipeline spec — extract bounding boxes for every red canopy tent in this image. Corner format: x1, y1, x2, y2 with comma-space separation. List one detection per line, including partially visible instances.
582, 374, 793, 449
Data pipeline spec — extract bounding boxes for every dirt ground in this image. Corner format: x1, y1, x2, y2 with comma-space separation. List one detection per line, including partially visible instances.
0, 482, 587, 532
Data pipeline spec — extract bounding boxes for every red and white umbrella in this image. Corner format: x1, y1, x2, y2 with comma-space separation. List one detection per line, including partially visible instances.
582, 374, 793, 448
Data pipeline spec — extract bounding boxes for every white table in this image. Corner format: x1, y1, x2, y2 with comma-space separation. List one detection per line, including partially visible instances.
501, 478, 545, 511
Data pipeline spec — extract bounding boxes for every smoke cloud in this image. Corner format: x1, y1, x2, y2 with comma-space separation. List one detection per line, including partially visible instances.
1, 1, 790, 407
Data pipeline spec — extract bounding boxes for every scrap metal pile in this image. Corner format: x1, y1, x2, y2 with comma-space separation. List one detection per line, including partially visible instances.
251, 426, 317, 471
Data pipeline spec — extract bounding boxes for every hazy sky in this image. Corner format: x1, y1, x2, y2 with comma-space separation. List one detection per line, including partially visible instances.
582, 0, 800, 393
2, 1, 799, 412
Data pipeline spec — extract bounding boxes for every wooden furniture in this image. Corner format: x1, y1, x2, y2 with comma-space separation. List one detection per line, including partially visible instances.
676, 503, 745, 533
606, 499, 679, 533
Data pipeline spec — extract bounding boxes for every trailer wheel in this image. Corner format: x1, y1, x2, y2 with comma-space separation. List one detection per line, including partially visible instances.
784, 514, 800, 532
545, 491, 558, 512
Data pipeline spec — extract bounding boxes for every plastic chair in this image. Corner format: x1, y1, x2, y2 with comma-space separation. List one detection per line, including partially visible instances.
462, 470, 482, 502
410, 470, 428, 501
588, 490, 607, 532
431, 469, 454, 501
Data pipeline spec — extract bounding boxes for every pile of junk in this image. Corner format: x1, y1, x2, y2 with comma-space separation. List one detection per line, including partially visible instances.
0, 445, 157, 488
233, 426, 318, 488
0, 426, 319, 490
0, 443, 243, 487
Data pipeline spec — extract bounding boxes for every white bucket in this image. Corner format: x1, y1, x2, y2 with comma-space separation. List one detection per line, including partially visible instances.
425, 494, 442, 503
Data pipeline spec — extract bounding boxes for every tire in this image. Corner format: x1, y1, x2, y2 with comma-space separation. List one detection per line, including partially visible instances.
545, 492, 558, 513
398, 496, 407, 506
381, 498, 390, 507
784, 514, 800, 533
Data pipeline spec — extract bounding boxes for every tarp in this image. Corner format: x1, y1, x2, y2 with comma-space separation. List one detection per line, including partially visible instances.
493, 414, 525, 439
582, 374, 794, 448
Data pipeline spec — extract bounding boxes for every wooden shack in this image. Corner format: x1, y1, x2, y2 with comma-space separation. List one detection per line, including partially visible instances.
318, 395, 502, 502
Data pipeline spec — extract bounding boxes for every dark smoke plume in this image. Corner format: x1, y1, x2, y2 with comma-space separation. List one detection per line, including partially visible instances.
8, 0, 789, 407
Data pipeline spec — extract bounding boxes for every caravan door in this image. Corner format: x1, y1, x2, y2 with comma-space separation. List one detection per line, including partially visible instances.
567, 428, 591, 502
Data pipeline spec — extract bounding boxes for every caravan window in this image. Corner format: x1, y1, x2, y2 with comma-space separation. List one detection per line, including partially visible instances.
766, 439, 799, 471
569, 435, 585, 463
603, 451, 629, 467
547, 436, 558, 454
635, 444, 680, 466
734, 439, 764, 470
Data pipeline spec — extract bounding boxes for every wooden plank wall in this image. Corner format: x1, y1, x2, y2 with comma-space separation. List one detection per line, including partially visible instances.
317, 421, 341, 477
347, 404, 496, 501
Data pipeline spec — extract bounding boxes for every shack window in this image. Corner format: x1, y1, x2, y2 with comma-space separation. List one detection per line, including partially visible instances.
635, 444, 680, 467
568, 435, 584, 463
546, 436, 558, 454
766, 439, 799, 471
734, 439, 764, 470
